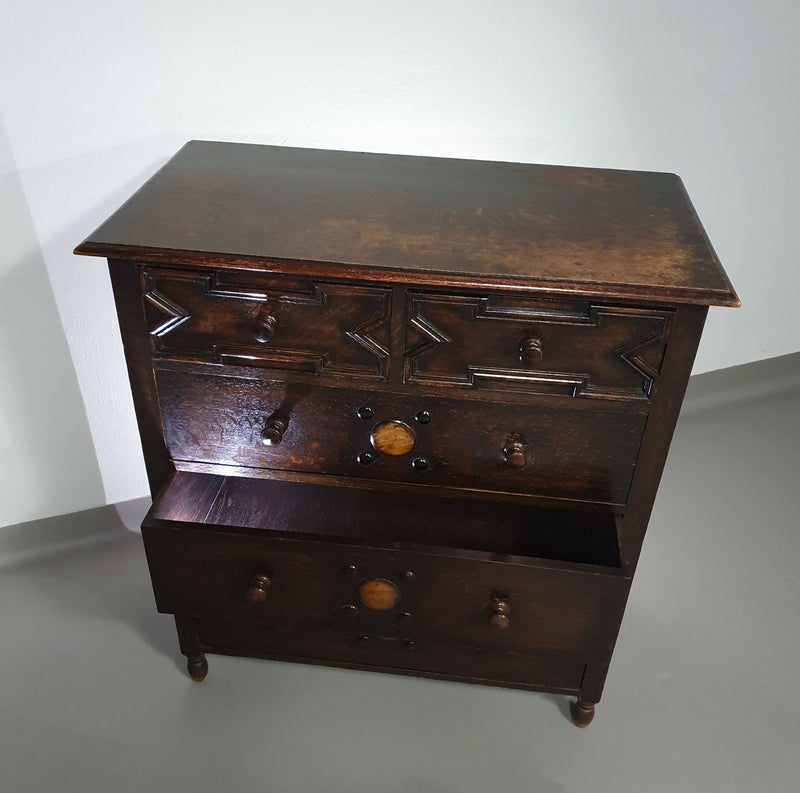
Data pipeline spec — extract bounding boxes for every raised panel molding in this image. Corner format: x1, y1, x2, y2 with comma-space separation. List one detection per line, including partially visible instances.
144, 287, 191, 338
404, 294, 671, 401
142, 269, 392, 378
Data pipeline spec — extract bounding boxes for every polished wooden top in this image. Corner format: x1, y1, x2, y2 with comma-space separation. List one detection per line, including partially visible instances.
76, 140, 738, 306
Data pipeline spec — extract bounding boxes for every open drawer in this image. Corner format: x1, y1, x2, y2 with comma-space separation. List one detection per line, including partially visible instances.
142, 472, 631, 664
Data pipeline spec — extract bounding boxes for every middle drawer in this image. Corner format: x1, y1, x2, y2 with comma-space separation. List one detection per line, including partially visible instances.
157, 370, 646, 505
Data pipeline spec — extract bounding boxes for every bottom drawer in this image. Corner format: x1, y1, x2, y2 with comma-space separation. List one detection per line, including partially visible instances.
143, 473, 631, 667
193, 617, 587, 693
145, 523, 626, 660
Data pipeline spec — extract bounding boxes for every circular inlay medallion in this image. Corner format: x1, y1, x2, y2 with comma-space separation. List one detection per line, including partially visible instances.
370, 420, 415, 456
358, 578, 401, 610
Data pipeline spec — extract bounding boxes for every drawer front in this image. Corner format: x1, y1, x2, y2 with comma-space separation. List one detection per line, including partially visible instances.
142, 267, 392, 379
195, 617, 587, 693
142, 524, 629, 661
157, 371, 646, 505
405, 292, 672, 401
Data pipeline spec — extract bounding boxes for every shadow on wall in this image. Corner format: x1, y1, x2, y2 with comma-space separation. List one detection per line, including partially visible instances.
0, 117, 105, 527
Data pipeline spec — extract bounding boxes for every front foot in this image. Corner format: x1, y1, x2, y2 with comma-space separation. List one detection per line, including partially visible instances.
570, 698, 595, 727
187, 653, 208, 682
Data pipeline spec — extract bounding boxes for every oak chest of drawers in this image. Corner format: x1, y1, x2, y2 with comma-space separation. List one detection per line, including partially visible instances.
75, 141, 738, 726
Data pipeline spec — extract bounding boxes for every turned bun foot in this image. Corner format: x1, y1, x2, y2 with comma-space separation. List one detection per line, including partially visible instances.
570, 698, 595, 727
187, 653, 208, 682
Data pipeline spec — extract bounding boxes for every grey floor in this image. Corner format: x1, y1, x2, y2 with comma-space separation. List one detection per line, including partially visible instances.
1, 354, 798, 793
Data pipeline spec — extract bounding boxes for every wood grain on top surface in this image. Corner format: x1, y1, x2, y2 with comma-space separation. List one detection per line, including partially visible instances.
75, 140, 738, 306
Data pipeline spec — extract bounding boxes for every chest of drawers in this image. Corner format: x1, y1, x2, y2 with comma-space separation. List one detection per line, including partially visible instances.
75, 141, 738, 726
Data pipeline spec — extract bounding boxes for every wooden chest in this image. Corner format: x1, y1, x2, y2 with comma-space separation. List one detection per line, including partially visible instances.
75, 141, 738, 726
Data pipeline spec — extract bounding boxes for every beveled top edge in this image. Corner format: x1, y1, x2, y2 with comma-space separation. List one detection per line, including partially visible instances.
73, 242, 740, 307
74, 140, 740, 308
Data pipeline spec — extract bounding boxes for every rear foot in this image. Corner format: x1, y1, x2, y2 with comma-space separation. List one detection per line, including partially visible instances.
187, 653, 208, 682
570, 698, 595, 727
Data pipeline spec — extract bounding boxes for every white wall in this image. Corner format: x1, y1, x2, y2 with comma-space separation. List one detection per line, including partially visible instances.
1, 0, 797, 524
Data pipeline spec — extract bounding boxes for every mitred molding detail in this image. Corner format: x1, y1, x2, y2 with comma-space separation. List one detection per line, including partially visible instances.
144, 287, 191, 338
346, 311, 391, 364
141, 268, 391, 378
614, 328, 669, 398
404, 310, 452, 363
405, 294, 670, 401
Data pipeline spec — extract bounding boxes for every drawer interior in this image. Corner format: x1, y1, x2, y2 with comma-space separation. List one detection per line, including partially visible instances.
150, 471, 622, 569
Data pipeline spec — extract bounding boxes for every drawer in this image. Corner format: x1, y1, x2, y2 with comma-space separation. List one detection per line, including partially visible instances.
142, 507, 628, 662
156, 370, 647, 505
194, 617, 587, 693
405, 292, 672, 401
142, 267, 392, 379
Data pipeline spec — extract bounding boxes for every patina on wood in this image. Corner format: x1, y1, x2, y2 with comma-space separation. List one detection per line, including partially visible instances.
75, 141, 739, 307
76, 141, 738, 727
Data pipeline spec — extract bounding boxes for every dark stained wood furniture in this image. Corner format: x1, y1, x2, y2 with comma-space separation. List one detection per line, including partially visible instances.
75, 141, 738, 726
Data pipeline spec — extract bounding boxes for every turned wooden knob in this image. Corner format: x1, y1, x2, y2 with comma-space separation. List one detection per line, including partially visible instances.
503, 441, 526, 469
260, 415, 288, 446
253, 314, 278, 343
519, 336, 544, 367
488, 595, 511, 629
245, 574, 272, 603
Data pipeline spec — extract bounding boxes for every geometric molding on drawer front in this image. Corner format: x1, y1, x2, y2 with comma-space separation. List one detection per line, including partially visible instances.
614, 328, 670, 398
142, 269, 392, 379
404, 308, 453, 361
144, 287, 191, 338
405, 293, 671, 402
345, 309, 392, 366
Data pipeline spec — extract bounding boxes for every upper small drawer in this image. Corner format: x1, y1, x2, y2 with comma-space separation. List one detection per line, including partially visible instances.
405, 292, 673, 402
141, 267, 392, 380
